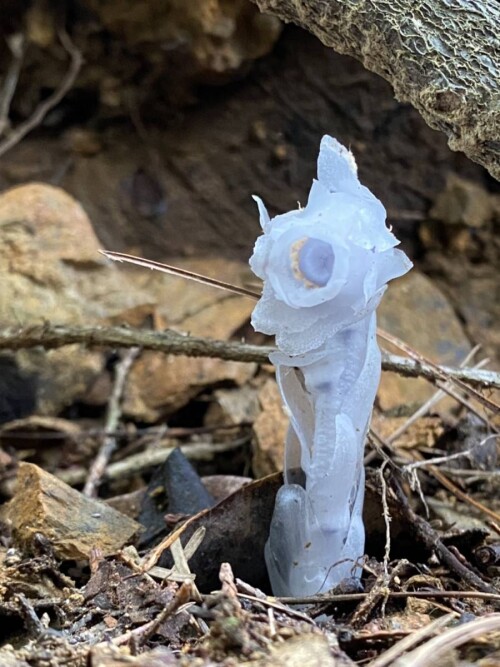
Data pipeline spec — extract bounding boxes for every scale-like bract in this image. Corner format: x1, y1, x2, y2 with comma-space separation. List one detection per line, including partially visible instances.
250, 136, 412, 596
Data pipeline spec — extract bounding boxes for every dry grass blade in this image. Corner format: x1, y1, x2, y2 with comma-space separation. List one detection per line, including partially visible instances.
101, 250, 260, 299
392, 613, 500, 667
368, 613, 456, 667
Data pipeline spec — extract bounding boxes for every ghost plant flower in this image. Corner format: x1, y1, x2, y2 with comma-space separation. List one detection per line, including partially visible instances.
250, 136, 412, 597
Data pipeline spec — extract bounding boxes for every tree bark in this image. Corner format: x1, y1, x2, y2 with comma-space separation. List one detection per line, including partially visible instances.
251, 0, 500, 180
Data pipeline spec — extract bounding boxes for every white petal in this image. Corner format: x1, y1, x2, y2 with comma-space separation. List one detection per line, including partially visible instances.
318, 136, 360, 194
252, 195, 271, 231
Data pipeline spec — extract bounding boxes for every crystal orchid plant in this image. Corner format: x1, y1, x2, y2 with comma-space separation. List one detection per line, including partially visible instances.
250, 136, 412, 597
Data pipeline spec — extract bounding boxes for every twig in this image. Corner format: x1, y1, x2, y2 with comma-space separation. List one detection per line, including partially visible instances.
83, 348, 139, 497
137, 581, 193, 645
350, 560, 408, 627
16, 593, 46, 637
387, 347, 485, 444
379, 462, 392, 576
425, 464, 500, 525
149, 527, 206, 582
403, 434, 500, 472
434, 379, 497, 427
0, 421, 250, 442
98, 581, 193, 648
391, 475, 499, 598
278, 590, 500, 605
0, 30, 83, 159
236, 593, 316, 625
57, 439, 246, 487
379, 330, 500, 416
392, 613, 500, 667
0, 323, 499, 389
0, 33, 25, 137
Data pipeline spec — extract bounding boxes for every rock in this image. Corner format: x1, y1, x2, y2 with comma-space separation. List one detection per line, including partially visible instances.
121, 259, 256, 422
0, 183, 256, 421
252, 378, 289, 476
2, 462, 140, 559
205, 385, 260, 431
247, 634, 338, 667
430, 175, 496, 228
377, 270, 471, 413
0, 183, 112, 418
90, 646, 177, 667
83, 0, 282, 86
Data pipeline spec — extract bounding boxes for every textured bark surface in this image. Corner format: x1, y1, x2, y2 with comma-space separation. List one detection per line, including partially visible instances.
252, 0, 500, 180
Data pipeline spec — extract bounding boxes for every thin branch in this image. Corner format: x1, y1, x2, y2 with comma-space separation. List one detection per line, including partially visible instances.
391, 475, 499, 598
0, 30, 83, 159
403, 434, 499, 472
277, 590, 500, 605
56, 439, 246, 487
379, 329, 500, 415
387, 347, 486, 444
0, 33, 25, 137
0, 323, 499, 390
425, 463, 500, 525
83, 347, 139, 497
99, 252, 500, 406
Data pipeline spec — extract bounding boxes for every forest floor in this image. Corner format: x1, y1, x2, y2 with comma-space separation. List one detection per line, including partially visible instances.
0, 10, 499, 667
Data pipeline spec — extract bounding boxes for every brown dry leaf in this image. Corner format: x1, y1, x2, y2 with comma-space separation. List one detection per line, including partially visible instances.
155, 473, 283, 591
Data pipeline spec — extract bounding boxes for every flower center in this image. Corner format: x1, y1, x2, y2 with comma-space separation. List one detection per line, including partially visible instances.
291, 237, 334, 287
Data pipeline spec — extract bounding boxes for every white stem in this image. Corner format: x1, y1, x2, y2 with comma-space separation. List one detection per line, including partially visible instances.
265, 313, 380, 596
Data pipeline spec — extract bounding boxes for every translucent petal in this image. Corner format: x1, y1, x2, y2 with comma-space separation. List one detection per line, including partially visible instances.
252, 195, 270, 231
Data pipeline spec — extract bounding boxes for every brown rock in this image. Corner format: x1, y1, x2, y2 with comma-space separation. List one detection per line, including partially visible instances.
252, 379, 288, 477
430, 174, 496, 228
204, 385, 260, 431
3, 462, 140, 559
121, 258, 256, 422
378, 271, 471, 413
90, 645, 176, 667
0, 184, 257, 420
248, 634, 338, 667
83, 0, 281, 81
0, 184, 110, 416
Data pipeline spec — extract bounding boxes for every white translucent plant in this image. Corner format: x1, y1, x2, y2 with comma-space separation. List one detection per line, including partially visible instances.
250, 136, 412, 597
